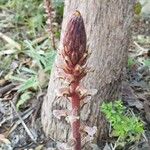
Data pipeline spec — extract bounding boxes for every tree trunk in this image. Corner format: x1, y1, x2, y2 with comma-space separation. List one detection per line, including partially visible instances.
41, 0, 135, 148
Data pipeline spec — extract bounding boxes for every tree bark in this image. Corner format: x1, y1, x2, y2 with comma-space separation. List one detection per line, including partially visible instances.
41, 0, 135, 148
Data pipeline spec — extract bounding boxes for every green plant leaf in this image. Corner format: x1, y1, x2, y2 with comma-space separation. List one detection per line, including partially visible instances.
134, 2, 142, 15
143, 59, 150, 67
21, 67, 37, 75
44, 50, 57, 72
18, 76, 39, 92
101, 100, 144, 147
10, 75, 26, 82
16, 91, 32, 109
128, 57, 136, 70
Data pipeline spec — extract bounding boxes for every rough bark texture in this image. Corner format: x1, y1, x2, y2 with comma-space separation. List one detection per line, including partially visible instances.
41, 0, 135, 148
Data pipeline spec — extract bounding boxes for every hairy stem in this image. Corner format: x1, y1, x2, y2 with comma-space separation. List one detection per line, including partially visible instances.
71, 82, 81, 150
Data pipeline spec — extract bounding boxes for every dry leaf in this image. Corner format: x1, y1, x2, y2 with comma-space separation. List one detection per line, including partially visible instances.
0, 134, 10, 144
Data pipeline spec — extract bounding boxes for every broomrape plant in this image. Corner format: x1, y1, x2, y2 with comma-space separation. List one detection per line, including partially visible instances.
52, 11, 97, 150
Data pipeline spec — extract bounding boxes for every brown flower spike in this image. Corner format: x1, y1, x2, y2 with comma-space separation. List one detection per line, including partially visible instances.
63, 11, 86, 150
53, 11, 97, 150
44, 0, 56, 50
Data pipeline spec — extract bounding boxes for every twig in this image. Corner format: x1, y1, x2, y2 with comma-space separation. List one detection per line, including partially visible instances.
10, 101, 36, 143
133, 41, 149, 57
133, 41, 145, 52
32, 36, 47, 45
0, 83, 16, 97
44, 0, 56, 50
6, 108, 34, 137
0, 106, 33, 127
31, 92, 45, 126
110, 137, 120, 150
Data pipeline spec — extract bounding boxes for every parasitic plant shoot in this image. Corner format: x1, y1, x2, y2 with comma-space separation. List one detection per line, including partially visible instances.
44, 0, 56, 50
53, 11, 97, 150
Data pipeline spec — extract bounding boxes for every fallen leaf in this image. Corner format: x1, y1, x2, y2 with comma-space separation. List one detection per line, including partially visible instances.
122, 82, 143, 109
35, 144, 44, 150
